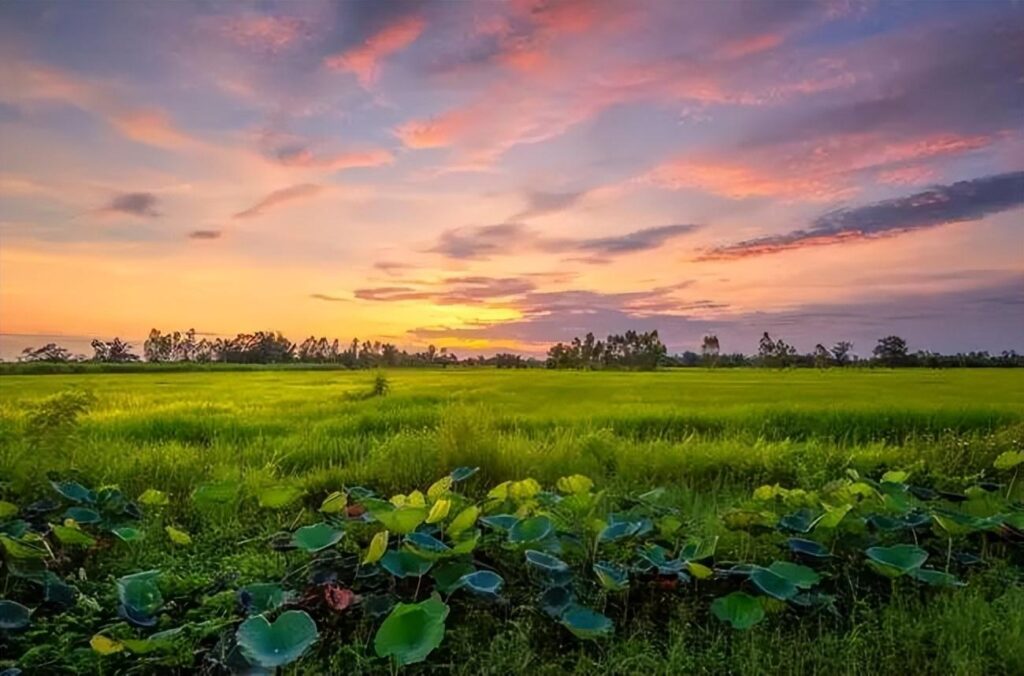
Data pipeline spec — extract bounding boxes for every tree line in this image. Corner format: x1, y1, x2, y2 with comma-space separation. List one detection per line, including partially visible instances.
11, 327, 1023, 369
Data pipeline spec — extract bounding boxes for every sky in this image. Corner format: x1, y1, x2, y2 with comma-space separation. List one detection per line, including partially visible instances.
1, 0, 1022, 359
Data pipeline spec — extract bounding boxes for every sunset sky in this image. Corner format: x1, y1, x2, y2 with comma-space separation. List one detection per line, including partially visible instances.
1, 0, 1022, 358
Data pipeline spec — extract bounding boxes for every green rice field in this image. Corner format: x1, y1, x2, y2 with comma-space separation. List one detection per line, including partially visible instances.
1, 368, 1022, 674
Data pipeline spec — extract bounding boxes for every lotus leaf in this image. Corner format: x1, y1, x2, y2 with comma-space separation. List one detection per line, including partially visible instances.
291, 523, 344, 552
0, 600, 30, 630
237, 609, 318, 668
374, 595, 449, 666
559, 604, 613, 640
381, 550, 434, 578
711, 591, 765, 629
865, 545, 928, 578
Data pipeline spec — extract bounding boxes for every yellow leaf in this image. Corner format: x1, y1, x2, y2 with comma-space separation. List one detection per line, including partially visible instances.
487, 481, 511, 500
447, 506, 479, 537
320, 491, 347, 513
165, 526, 192, 546
427, 476, 453, 501
509, 478, 541, 500
407, 490, 426, 508
363, 530, 388, 565
426, 498, 451, 524
687, 561, 713, 580
91, 634, 125, 655
556, 475, 594, 495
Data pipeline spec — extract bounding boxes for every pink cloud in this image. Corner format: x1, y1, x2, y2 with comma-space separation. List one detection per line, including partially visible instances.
323, 16, 425, 86
647, 132, 996, 201
109, 109, 198, 149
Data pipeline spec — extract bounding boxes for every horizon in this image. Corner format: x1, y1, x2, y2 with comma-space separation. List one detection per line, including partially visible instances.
2, 1, 1023, 357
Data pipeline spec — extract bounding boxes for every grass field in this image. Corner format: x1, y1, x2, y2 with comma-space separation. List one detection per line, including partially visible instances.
1, 369, 1022, 674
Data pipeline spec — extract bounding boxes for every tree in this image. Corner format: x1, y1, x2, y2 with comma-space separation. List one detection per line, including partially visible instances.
91, 338, 140, 362
830, 341, 853, 366
813, 344, 830, 369
20, 343, 75, 362
873, 335, 909, 367
758, 332, 777, 365
701, 334, 720, 367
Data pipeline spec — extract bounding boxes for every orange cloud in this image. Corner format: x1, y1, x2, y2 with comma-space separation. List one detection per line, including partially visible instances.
233, 183, 322, 219
1, 59, 202, 151
109, 109, 198, 149
277, 147, 395, 171
324, 16, 425, 86
648, 159, 850, 201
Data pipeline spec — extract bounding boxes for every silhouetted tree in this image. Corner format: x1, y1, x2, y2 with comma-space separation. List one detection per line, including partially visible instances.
830, 341, 853, 366
873, 335, 909, 367
701, 334, 721, 367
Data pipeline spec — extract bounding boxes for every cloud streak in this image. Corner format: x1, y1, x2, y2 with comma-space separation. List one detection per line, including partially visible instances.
700, 171, 1024, 260
430, 223, 699, 260
233, 184, 322, 220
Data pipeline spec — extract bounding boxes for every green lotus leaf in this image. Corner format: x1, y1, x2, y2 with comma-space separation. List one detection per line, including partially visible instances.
525, 549, 569, 573
865, 545, 928, 578
381, 550, 434, 578
767, 561, 820, 589
50, 480, 95, 504
598, 520, 641, 542
370, 505, 427, 535
431, 560, 476, 594
540, 585, 574, 618
258, 484, 304, 510
881, 470, 909, 485
291, 523, 344, 552
112, 526, 144, 542
374, 594, 449, 666
909, 568, 966, 587
117, 570, 163, 617
679, 537, 718, 561
787, 538, 831, 559
778, 508, 824, 534
480, 514, 519, 531
404, 532, 450, 556
237, 609, 318, 668
593, 561, 629, 591
993, 451, 1024, 470
449, 529, 481, 555
750, 567, 798, 600
192, 481, 241, 506
239, 583, 292, 614
932, 510, 984, 536
64, 507, 101, 525
816, 504, 852, 530
450, 466, 480, 482
0, 600, 31, 630
508, 515, 554, 544
457, 570, 503, 596
137, 489, 169, 506
711, 591, 765, 629
43, 573, 77, 609
0, 501, 18, 520
0, 533, 47, 559
559, 604, 613, 640
52, 524, 96, 547
319, 491, 347, 514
